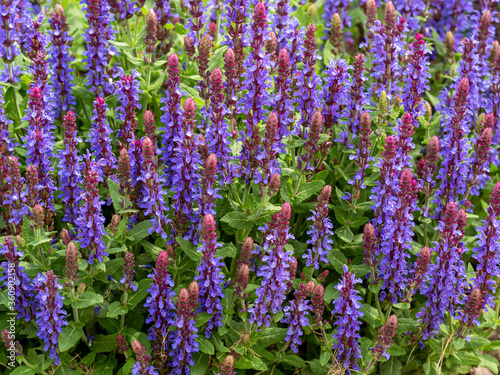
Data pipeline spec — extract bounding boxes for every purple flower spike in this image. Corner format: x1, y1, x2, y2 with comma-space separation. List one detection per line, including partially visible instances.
58, 111, 83, 225
0, 0, 21, 83
282, 282, 314, 352
250, 202, 295, 327
33, 270, 68, 365
131, 340, 159, 375
75, 157, 108, 264
89, 97, 116, 180
303, 186, 333, 269
195, 214, 225, 337
144, 251, 176, 353
48, 5, 75, 119
0, 237, 33, 321
331, 265, 363, 374
82, 0, 117, 95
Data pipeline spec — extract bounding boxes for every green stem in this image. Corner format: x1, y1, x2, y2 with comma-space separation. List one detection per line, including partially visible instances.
120, 291, 129, 329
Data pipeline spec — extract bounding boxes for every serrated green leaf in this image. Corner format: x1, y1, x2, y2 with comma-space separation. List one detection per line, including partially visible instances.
323, 282, 338, 304
336, 227, 354, 243
380, 358, 402, 375
128, 220, 152, 245
362, 303, 383, 326
283, 354, 306, 368
90, 334, 118, 353
216, 242, 237, 259
319, 350, 332, 366
71, 291, 104, 309
234, 354, 267, 371
294, 181, 325, 204
208, 46, 228, 72
220, 211, 253, 229
479, 353, 499, 374
107, 301, 129, 318
393, 302, 410, 310
127, 278, 153, 309
387, 344, 406, 356
258, 327, 287, 346
108, 179, 123, 213
198, 336, 215, 355
59, 323, 83, 352
177, 236, 202, 261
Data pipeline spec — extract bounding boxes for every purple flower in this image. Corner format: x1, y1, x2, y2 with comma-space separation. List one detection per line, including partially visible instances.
120, 251, 137, 292
0, 237, 33, 321
89, 97, 116, 179
401, 33, 431, 126
171, 98, 202, 243
144, 251, 176, 352
131, 340, 159, 375
107, 0, 138, 21
115, 68, 142, 152
195, 215, 225, 337
48, 5, 75, 119
303, 186, 333, 269
271, 0, 291, 48
75, 157, 108, 264
378, 169, 419, 303
33, 270, 68, 365
369, 3, 406, 103
169, 287, 200, 374
160, 54, 183, 187
331, 265, 363, 374
139, 137, 170, 239
82, 0, 117, 95
58, 111, 83, 225
371, 314, 398, 360
197, 154, 221, 223
0, 0, 21, 83
23, 85, 56, 214
323, 0, 352, 39
249, 203, 295, 327
185, 0, 208, 46
273, 48, 293, 142
417, 201, 467, 340
282, 282, 313, 353
392, 0, 426, 29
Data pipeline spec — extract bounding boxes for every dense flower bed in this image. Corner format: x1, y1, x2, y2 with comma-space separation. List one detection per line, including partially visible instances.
0, 0, 500, 374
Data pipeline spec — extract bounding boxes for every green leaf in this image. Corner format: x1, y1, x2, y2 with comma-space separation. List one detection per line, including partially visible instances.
336, 227, 354, 243
128, 220, 152, 245
216, 242, 237, 259
333, 207, 347, 225
326, 249, 347, 274
71, 291, 104, 309
108, 179, 123, 213
221, 211, 253, 229
294, 181, 325, 204
362, 303, 383, 326
177, 236, 202, 262
175, 23, 187, 35
90, 334, 118, 353
323, 282, 338, 304
387, 344, 406, 356
59, 323, 83, 352
208, 45, 228, 72
107, 301, 129, 319
190, 353, 210, 375
319, 350, 332, 366
479, 353, 499, 374
283, 354, 306, 368
393, 302, 410, 310
198, 336, 215, 355
10, 368, 36, 375
127, 278, 153, 309
258, 327, 287, 346
234, 353, 267, 371
323, 41, 335, 66
396, 318, 418, 334
380, 357, 401, 375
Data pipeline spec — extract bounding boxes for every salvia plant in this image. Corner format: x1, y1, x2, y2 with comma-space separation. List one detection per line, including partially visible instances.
1, 1, 500, 375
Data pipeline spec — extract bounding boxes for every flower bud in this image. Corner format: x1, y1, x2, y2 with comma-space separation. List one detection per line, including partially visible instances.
178, 288, 191, 316
66, 241, 79, 284
131, 340, 150, 368
382, 135, 397, 163
209, 21, 217, 40
378, 91, 388, 116
490, 40, 499, 64
167, 53, 180, 83
414, 246, 430, 282
33, 204, 44, 228
143, 110, 155, 142
117, 334, 128, 354
184, 36, 195, 58
424, 101, 432, 122
109, 214, 121, 237
188, 281, 199, 313
445, 31, 455, 59
366, 0, 377, 29
306, 4, 317, 21
60, 228, 71, 246
237, 263, 249, 295
464, 287, 483, 326
384, 1, 396, 31
240, 237, 254, 265
268, 173, 280, 196
155, 251, 169, 280
221, 355, 235, 375
254, 2, 267, 30
311, 283, 325, 320
491, 182, 500, 216
77, 283, 86, 295
121, 251, 136, 292
330, 13, 342, 54
142, 137, 155, 166
310, 110, 323, 145
317, 270, 329, 282
144, 8, 157, 54
118, 148, 131, 192
363, 223, 377, 267
265, 31, 277, 57
380, 314, 398, 347
426, 136, 440, 166
14, 236, 25, 248
198, 33, 212, 65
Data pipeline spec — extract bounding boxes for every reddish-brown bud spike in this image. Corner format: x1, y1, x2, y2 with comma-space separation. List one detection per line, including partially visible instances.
265, 31, 277, 57
198, 33, 212, 61
310, 110, 323, 144
464, 287, 483, 326
305, 280, 315, 295
33, 204, 44, 228
65, 241, 79, 284
311, 283, 325, 318
490, 40, 499, 63
60, 228, 71, 246
380, 314, 398, 346
317, 270, 329, 282
384, 1, 396, 31
268, 173, 281, 196
318, 185, 332, 205
167, 53, 180, 81
330, 13, 342, 53
280, 202, 292, 221
456, 209, 467, 232
265, 112, 278, 140
237, 263, 249, 295
142, 137, 155, 165
184, 36, 196, 58
479, 10, 492, 42
131, 340, 150, 368
220, 355, 235, 375
414, 246, 431, 282
154, 251, 169, 280
209, 21, 217, 40
188, 281, 199, 310
445, 32, 455, 59
360, 112, 372, 135
382, 135, 398, 162
254, 2, 267, 29
117, 334, 129, 354
144, 8, 158, 54
14, 236, 25, 248
426, 136, 440, 166
491, 182, 500, 216
182, 97, 196, 131
118, 148, 131, 191
400, 113, 414, 139
109, 214, 121, 236
204, 153, 217, 179
178, 287, 191, 316
240, 237, 254, 265
143, 110, 155, 141
210, 67, 223, 88
366, 0, 377, 29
